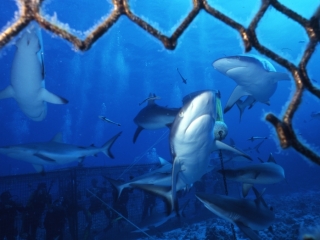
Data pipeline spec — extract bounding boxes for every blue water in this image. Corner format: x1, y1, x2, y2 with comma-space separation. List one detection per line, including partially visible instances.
0, 0, 319, 197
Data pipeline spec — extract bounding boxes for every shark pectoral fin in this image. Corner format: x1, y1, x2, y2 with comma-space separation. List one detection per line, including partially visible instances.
235, 221, 260, 240
171, 159, 181, 214
224, 85, 249, 113
34, 153, 56, 162
242, 183, 253, 197
101, 131, 122, 159
133, 126, 144, 143
32, 164, 44, 174
213, 140, 252, 161
0, 85, 14, 100
268, 71, 291, 82
41, 88, 68, 104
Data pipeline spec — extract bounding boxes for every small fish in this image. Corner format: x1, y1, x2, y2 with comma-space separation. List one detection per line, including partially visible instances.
247, 136, 268, 142
99, 116, 121, 126
177, 68, 187, 84
139, 94, 161, 106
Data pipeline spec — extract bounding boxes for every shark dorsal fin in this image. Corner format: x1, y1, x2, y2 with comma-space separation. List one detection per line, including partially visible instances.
147, 93, 156, 105
267, 153, 276, 163
51, 133, 63, 143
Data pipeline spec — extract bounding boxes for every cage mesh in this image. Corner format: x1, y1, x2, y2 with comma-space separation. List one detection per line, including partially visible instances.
0, 0, 320, 164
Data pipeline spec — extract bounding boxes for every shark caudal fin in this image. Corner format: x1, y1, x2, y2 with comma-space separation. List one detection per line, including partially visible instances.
104, 176, 126, 199
130, 183, 173, 214
133, 126, 144, 143
101, 131, 122, 159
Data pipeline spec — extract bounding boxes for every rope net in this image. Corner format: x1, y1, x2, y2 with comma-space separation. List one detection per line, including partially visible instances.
0, 0, 319, 164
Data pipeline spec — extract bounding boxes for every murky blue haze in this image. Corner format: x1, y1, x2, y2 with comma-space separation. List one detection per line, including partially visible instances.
0, 0, 320, 238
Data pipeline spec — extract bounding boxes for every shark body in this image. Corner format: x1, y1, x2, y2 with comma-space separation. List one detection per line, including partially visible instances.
133, 93, 179, 143
106, 158, 172, 198
0, 28, 68, 121
218, 153, 285, 197
196, 188, 275, 240
168, 90, 251, 211
213, 55, 290, 115
132, 200, 189, 233
0, 132, 122, 173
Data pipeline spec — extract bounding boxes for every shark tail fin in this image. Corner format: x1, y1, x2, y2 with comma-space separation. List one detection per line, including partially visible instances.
104, 176, 125, 199
0, 86, 14, 100
133, 126, 144, 143
130, 183, 173, 214
101, 131, 122, 159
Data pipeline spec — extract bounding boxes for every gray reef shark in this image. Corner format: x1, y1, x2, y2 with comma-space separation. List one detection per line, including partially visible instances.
244, 139, 266, 154
218, 153, 285, 197
132, 199, 189, 233
106, 157, 172, 198
247, 136, 268, 142
196, 188, 275, 240
160, 90, 251, 212
0, 132, 122, 173
133, 93, 180, 143
212, 55, 290, 115
0, 27, 68, 121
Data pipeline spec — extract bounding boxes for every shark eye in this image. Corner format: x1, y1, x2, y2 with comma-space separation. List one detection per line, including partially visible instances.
179, 111, 184, 117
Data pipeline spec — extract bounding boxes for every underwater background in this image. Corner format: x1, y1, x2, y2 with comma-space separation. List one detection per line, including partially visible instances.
0, 0, 320, 239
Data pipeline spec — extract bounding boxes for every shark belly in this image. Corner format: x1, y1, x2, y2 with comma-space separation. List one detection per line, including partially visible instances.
10, 43, 46, 121
6, 152, 55, 165
249, 77, 278, 103
172, 115, 214, 185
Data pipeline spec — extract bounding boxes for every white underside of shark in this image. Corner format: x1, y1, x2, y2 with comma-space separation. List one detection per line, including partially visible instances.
168, 91, 251, 211
0, 27, 67, 121
212, 55, 290, 114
